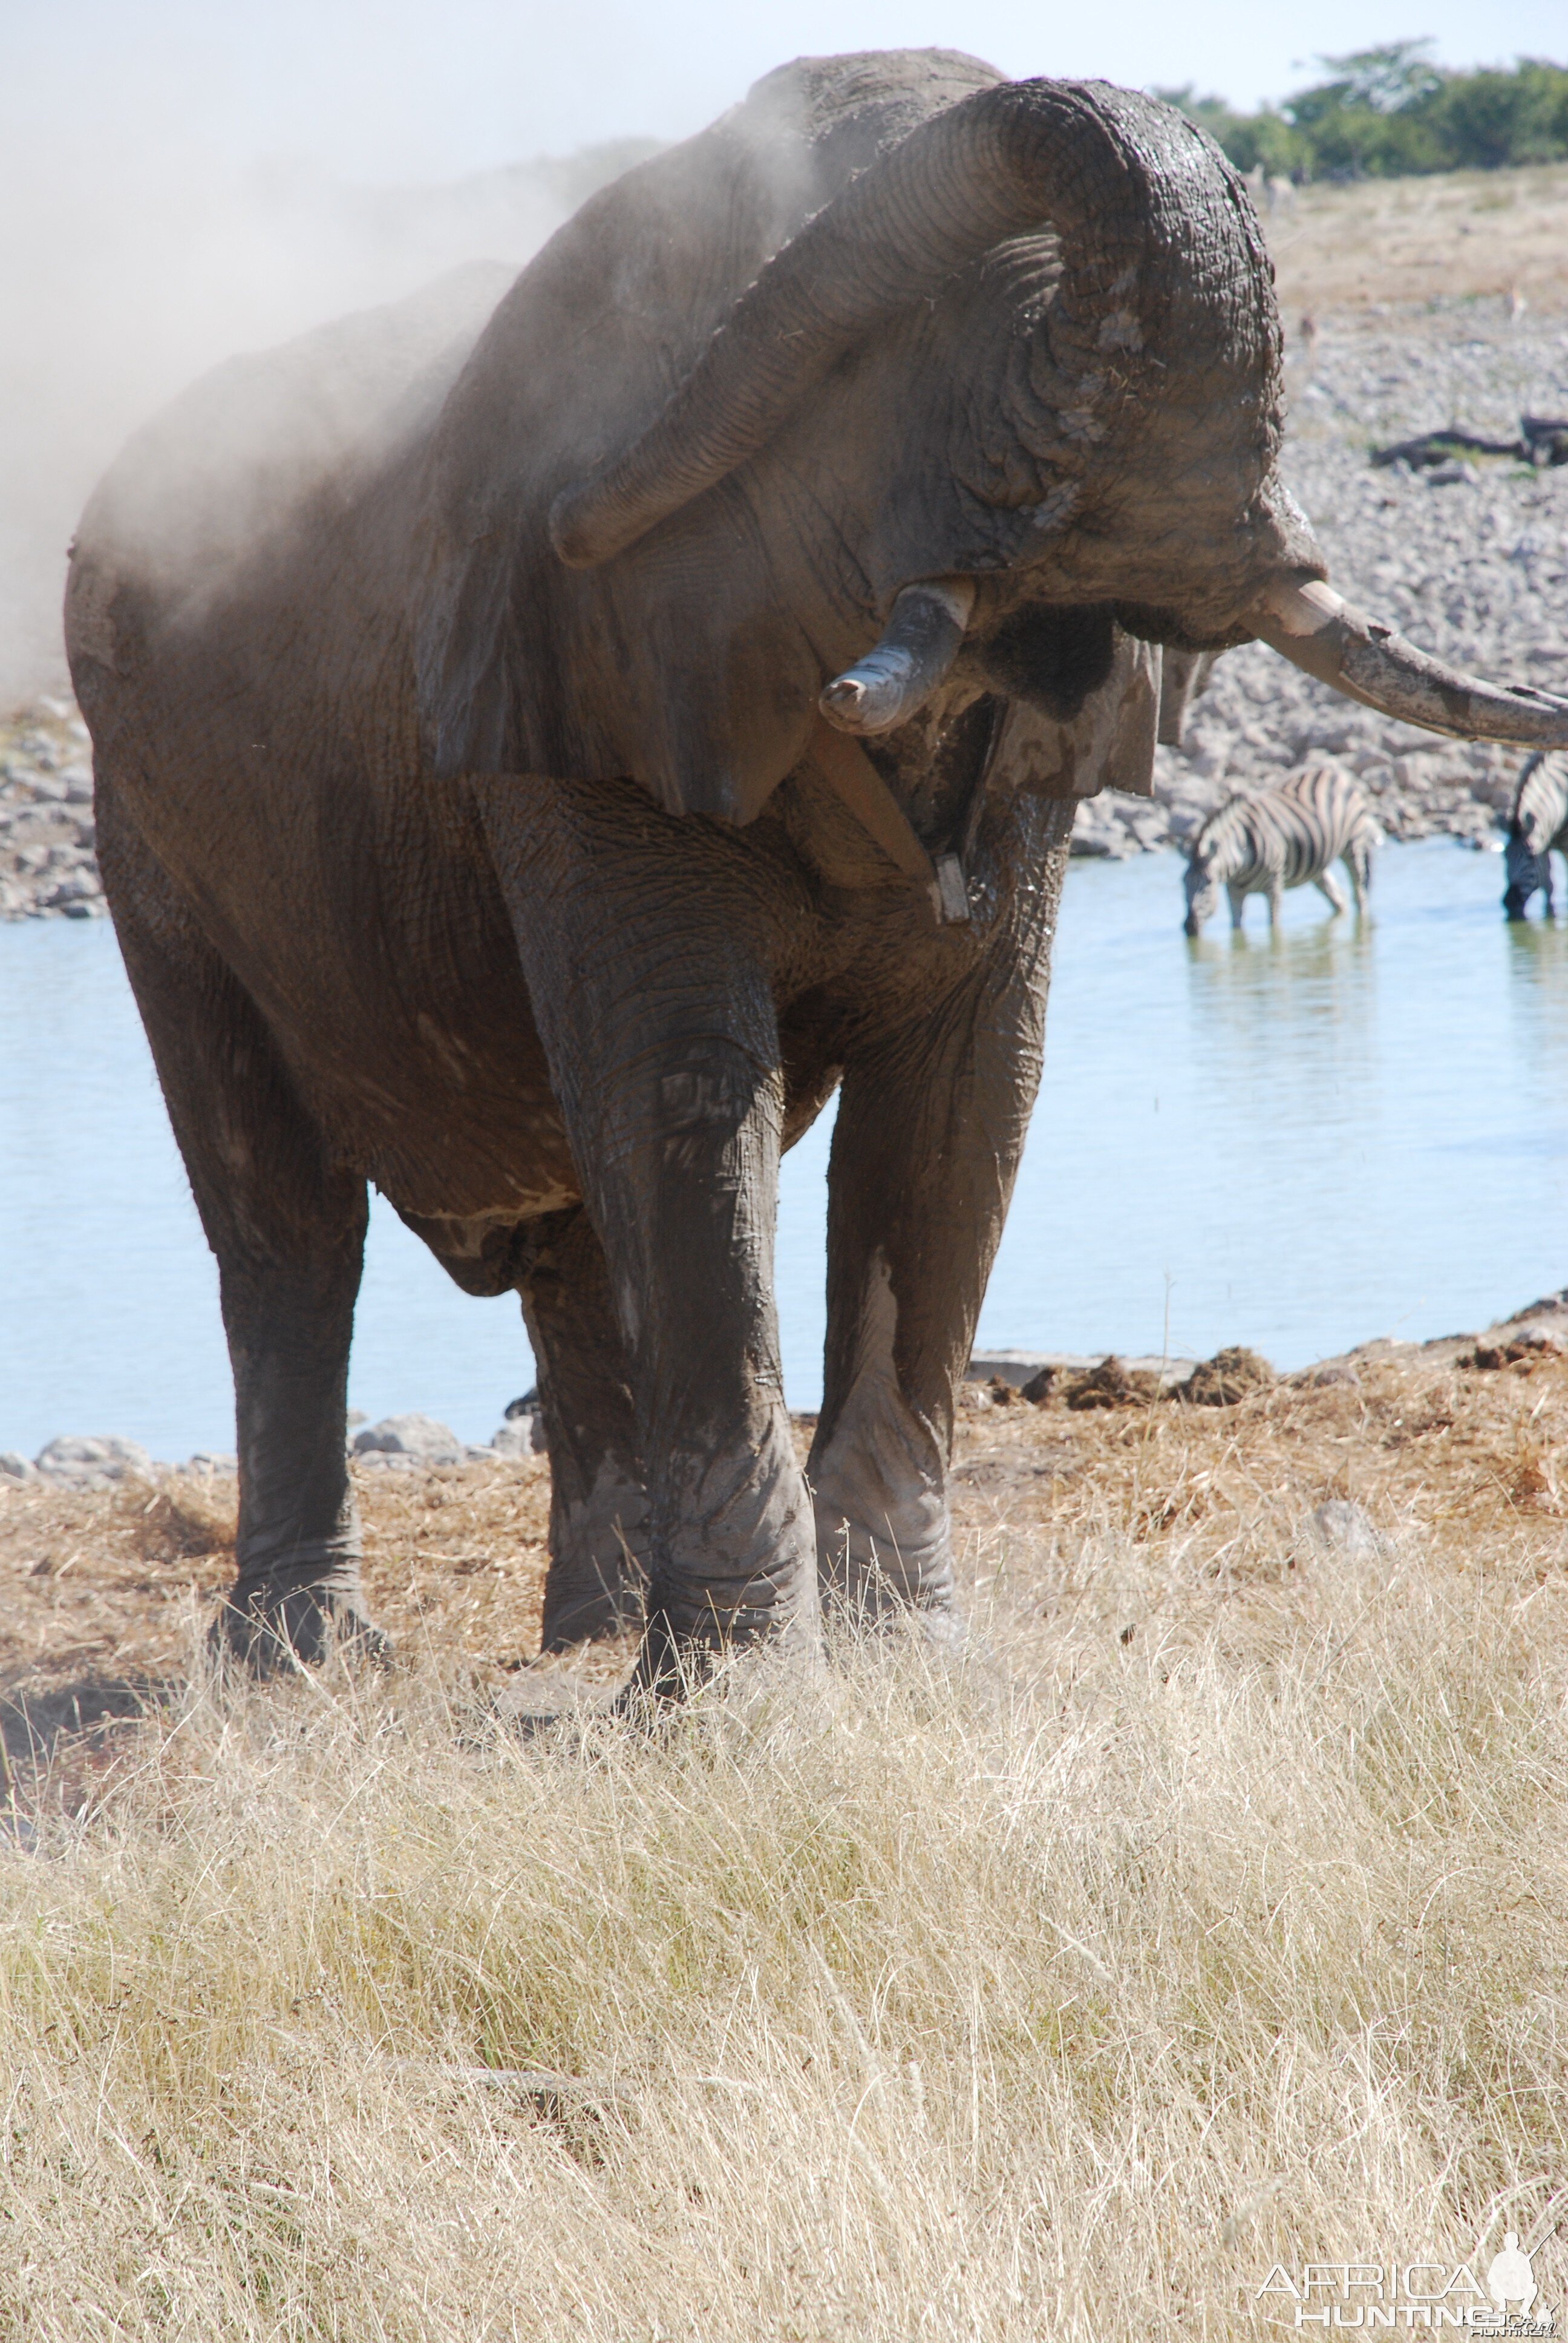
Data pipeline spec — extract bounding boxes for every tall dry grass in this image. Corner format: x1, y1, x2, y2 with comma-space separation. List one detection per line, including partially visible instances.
1, 1493, 1564, 2341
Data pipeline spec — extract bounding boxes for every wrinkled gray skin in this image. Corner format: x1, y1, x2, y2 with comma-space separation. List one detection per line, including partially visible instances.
65, 51, 1568, 1691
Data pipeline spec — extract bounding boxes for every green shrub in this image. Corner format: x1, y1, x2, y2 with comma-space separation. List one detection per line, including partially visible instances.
1158, 42, 1568, 183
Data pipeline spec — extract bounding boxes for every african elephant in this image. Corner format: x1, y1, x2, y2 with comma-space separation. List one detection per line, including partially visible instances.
65, 50, 1568, 1691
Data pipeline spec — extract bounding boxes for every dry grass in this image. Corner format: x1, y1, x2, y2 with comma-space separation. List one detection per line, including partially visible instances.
0, 1455, 555, 1731
1, 1348, 1566, 2338
1267, 160, 1568, 316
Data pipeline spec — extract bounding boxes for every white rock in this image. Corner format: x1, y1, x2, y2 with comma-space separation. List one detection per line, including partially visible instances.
0, 1451, 41, 1482
1305, 1499, 1384, 1557
34, 1433, 154, 1487
491, 1415, 546, 1458
1508, 1324, 1565, 1355
352, 1412, 466, 1464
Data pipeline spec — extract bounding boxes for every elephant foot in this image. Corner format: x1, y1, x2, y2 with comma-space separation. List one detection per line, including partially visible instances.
809, 1374, 960, 1644
814, 1490, 961, 1645
539, 1467, 650, 1650
628, 1588, 821, 1705
625, 1616, 725, 1706
620, 1420, 822, 1702
819, 1555, 967, 1649
621, 1602, 822, 1711
821, 1581, 967, 1652
211, 1576, 391, 1676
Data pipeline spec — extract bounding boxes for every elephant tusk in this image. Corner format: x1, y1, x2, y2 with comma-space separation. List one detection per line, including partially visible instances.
818, 577, 976, 735
1252, 574, 1568, 747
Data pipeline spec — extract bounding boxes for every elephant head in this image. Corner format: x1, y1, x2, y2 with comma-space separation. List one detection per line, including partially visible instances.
541, 74, 1568, 804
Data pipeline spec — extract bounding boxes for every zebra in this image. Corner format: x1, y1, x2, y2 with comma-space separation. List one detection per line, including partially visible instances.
1183, 764, 1380, 936
1503, 752, 1568, 919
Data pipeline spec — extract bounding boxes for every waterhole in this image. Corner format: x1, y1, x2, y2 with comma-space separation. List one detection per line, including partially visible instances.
2, 839, 1563, 1457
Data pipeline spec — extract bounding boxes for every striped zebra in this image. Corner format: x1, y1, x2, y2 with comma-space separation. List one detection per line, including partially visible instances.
1503, 752, 1568, 919
1183, 764, 1380, 936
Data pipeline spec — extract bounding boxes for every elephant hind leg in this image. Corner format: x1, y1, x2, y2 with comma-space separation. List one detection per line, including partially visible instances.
810, 800, 1072, 1642
811, 1244, 955, 1632
97, 788, 374, 1671
517, 1207, 650, 1650
809, 1021, 1039, 1636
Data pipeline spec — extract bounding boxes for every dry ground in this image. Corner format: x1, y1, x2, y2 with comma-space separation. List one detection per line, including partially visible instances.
0, 1338, 1565, 2338
4, 1339, 1566, 1757
1268, 159, 1568, 319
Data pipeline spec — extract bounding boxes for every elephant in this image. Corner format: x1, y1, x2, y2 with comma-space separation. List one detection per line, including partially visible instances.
65, 49, 1568, 1691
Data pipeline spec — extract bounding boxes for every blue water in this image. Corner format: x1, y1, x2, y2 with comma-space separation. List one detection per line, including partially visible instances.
2, 838, 1564, 1461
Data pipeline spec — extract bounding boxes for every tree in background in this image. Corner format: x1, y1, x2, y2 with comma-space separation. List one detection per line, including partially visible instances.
1157, 44, 1568, 182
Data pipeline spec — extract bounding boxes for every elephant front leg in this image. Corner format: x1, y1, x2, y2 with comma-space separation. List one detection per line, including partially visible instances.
809, 987, 1047, 1638
809, 1240, 955, 1631
479, 779, 818, 1697
590, 1041, 818, 1694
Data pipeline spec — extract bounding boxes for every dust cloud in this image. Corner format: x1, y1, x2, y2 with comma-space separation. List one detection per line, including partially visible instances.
0, 122, 658, 700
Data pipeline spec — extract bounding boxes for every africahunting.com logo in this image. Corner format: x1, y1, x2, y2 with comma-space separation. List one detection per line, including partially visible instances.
1252, 2235, 1555, 2333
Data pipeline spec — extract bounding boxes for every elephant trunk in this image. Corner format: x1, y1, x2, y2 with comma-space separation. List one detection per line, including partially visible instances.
1253, 575, 1568, 748
551, 78, 1270, 572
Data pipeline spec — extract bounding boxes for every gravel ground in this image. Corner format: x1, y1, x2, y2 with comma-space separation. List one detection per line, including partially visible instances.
0, 698, 102, 919
4, 305, 1566, 915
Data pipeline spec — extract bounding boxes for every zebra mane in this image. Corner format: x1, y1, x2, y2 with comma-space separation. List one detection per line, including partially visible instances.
1190, 791, 1264, 867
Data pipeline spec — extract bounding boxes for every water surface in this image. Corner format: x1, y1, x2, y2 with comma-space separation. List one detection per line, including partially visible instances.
1, 839, 1563, 1459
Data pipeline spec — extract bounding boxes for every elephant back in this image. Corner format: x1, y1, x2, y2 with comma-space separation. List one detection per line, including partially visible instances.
70, 262, 513, 667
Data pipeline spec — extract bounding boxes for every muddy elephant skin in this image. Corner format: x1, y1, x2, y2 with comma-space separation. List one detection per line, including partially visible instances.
65, 50, 1563, 1688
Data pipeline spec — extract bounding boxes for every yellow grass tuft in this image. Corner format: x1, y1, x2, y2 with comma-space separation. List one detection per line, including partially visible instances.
0, 1354, 1566, 2336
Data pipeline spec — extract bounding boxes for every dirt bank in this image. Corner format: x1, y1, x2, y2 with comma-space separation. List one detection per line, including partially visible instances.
1268, 158, 1568, 318
4, 1291, 1563, 1791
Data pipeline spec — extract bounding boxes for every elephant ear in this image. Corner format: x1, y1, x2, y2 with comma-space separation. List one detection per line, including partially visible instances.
412, 50, 1008, 815
998, 629, 1161, 800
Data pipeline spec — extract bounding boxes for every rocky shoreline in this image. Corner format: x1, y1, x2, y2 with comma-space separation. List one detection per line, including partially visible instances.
0, 698, 103, 919
0, 1405, 546, 1492
4, 304, 1564, 916
6, 1291, 1562, 1492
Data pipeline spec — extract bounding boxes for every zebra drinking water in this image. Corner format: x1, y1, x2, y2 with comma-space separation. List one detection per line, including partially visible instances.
1503, 752, 1568, 919
1183, 764, 1380, 936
